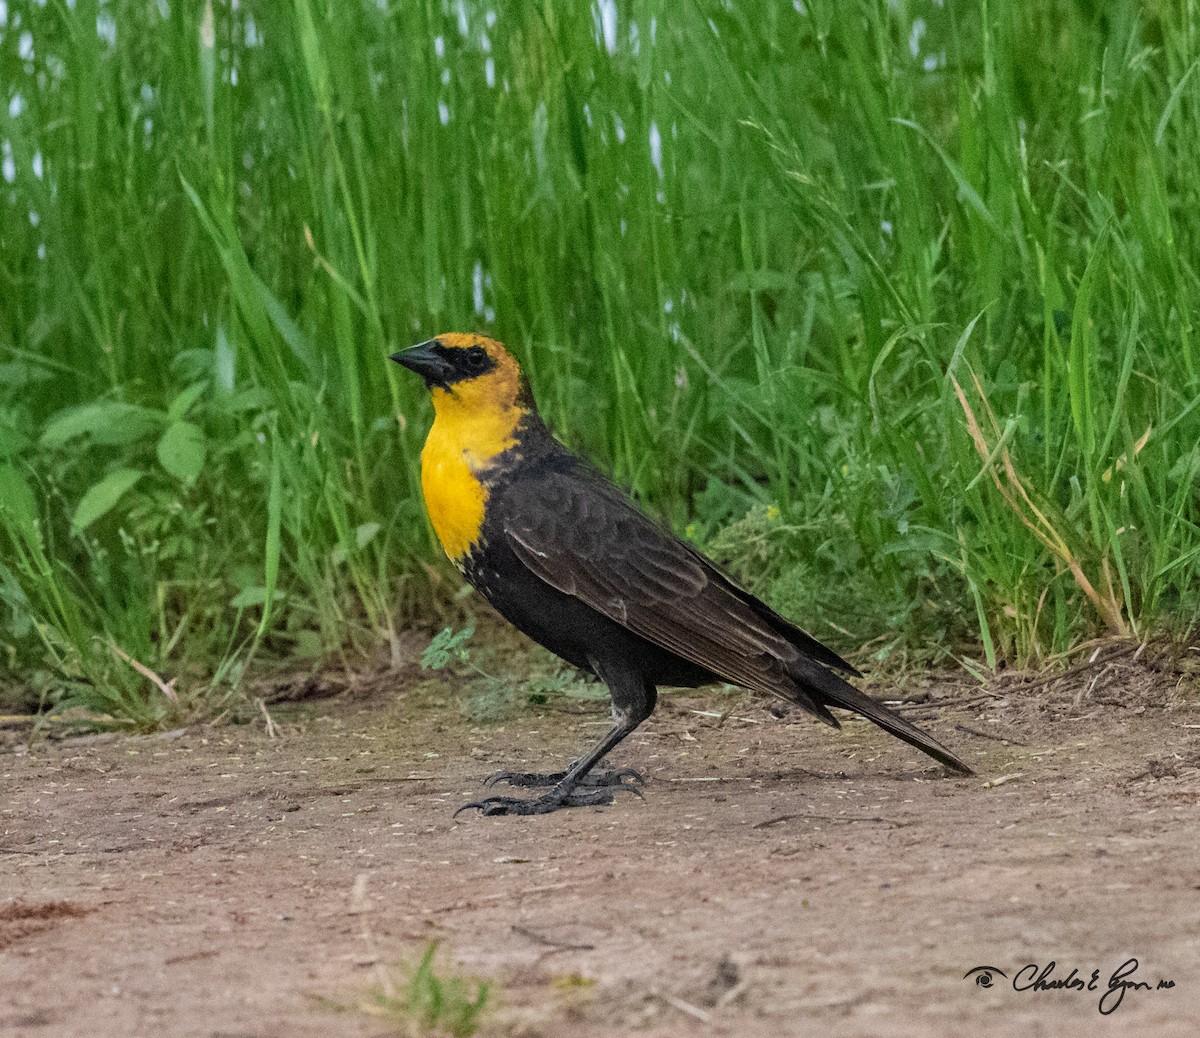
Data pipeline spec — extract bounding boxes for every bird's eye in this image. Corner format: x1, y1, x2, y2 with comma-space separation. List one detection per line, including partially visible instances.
465, 348, 489, 371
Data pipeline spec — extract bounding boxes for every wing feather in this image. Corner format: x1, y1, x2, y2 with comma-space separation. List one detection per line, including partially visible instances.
500, 466, 842, 703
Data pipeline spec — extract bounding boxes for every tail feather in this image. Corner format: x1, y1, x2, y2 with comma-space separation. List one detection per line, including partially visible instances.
787, 659, 973, 775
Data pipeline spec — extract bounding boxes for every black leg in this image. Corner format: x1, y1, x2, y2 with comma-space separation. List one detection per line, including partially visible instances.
456, 660, 657, 817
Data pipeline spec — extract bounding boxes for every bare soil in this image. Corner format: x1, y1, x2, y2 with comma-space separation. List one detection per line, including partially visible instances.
4, 643, 1200, 1037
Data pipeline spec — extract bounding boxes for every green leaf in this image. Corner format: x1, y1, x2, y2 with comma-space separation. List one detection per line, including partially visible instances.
71, 468, 143, 532
727, 270, 792, 293
291, 629, 323, 659
227, 386, 273, 412
1068, 224, 1109, 461
355, 521, 381, 549
41, 402, 165, 449
181, 178, 320, 381
167, 381, 209, 422
230, 585, 285, 609
256, 442, 283, 638
0, 563, 36, 639
0, 421, 32, 459
421, 625, 475, 670
0, 463, 38, 531
0, 361, 53, 390
199, 0, 216, 142
157, 421, 207, 484
894, 117, 1000, 231
254, 268, 321, 378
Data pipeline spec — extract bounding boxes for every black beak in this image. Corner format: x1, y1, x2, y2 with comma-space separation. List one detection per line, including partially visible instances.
390, 340, 453, 390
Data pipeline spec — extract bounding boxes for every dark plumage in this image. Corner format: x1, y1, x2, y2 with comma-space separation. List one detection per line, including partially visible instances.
393, 334, 971, 817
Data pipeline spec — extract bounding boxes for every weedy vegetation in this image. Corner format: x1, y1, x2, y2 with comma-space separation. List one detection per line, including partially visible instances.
421, 623, 607, 722
364, 941, 492, 1038
2, 0, 1199, 723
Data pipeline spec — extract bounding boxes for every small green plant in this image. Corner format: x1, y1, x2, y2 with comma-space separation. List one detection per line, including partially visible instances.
420, 626, 607, 720
420, 625, 477, 671
369, 942, 491, 1038
521, 664, 610, 704
419, 623, 512, 720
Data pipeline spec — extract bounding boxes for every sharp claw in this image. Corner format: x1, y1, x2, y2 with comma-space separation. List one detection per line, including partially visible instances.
453, 795, 524, 817
452, 783, 642, 817
482, 769, 566, 789
481, 797, 539, 816
608, 767, 645, 787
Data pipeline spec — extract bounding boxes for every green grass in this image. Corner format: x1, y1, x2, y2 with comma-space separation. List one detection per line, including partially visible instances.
365, 941, 491, 1038
2, 0, 1199, 720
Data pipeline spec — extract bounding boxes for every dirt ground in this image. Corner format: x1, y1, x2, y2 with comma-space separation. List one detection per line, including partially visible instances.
3, 641, 1200, 1037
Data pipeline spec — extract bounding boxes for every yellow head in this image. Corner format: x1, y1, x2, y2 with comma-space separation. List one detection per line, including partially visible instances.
392, 331, 525, 411
391, 333, 532, 562
392, 332, 533, 454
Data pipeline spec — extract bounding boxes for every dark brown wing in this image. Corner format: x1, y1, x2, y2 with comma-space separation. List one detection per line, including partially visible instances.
497, 459, 972, 775
499, 464, 851, 702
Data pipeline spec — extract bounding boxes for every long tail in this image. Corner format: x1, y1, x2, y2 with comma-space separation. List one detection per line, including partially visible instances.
788, 658, 973, 775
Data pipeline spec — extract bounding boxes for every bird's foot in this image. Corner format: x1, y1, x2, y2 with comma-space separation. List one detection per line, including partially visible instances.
454, 783, 643, 817
483, 765, 644, 790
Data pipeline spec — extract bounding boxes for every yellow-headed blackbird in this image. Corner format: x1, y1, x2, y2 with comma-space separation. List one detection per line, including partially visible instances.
392, 333, 971, 816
